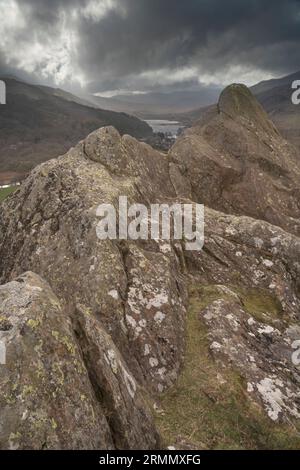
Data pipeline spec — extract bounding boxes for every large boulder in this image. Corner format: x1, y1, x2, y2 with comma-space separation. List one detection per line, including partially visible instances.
0, 272, 159, 450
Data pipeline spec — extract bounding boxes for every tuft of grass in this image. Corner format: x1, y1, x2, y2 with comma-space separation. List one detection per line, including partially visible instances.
155, 284, 300, 450
231, 285, 283, 324
0, 186, 17, 203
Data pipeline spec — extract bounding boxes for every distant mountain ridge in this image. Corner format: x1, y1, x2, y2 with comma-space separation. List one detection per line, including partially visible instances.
84, 87, 222, 118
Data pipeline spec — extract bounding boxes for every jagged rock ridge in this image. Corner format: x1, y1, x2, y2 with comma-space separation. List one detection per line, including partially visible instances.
170, 84, 300, 236
0, 86, 300, 449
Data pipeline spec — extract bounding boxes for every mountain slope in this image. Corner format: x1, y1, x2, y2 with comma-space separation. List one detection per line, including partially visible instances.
251, 71, 300, 149
0, 78, 152, 177
251, 70, 300, 95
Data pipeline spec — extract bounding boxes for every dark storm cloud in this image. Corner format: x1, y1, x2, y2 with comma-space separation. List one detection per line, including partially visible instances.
76, 0, 300, 84
1, 0, 300, 92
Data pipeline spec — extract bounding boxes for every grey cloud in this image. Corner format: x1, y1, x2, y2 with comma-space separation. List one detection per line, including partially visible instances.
1, 0, 300, 93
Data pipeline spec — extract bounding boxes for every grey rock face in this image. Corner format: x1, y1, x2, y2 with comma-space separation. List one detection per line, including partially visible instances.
201, 290, 300, 422
0, 272, 159, 450
0, 272, 113, 450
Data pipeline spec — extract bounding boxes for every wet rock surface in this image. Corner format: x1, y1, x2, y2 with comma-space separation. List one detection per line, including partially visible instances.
0, 85, 300, 449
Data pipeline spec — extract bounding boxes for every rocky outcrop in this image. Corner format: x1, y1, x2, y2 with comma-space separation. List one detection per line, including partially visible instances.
201, 289, 300, 422
0, 85, 300, 449
0, 127, 185, 396
0, 272, 158, 450
170, 84, 300, 236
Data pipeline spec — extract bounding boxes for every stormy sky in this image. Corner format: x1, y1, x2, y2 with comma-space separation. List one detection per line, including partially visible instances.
0, 0, 299, 96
